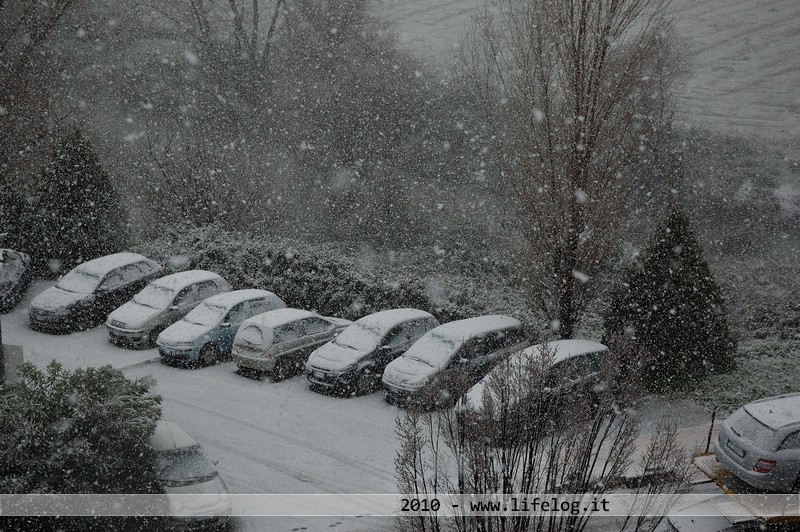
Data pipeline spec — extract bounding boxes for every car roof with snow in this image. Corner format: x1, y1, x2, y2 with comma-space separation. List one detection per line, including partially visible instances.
428, 315, 521, 340
150, 420, 198, 451
76, 252, 158, 276
151, 269, 223, 291
241, 308, 319, 329
201, 288, 283, 309
743, 393, 800, 430
355, 308, 435, 330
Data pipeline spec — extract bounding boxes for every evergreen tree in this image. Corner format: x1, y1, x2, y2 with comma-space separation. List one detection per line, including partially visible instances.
0, 175, 28, 251
604, 209, 735, 388
29, 129, 127, 275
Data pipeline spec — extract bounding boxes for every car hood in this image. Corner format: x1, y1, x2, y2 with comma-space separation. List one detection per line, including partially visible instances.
383, 356, 438, 386
308, 342, 368, 372
31, 286, 86, 311
162, 474, 231, 516
108, 301, 161, 328
159, 320, 214, 345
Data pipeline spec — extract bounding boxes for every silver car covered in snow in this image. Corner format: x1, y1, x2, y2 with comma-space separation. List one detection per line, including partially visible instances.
715, 393, 800, 492
106, 270, 231, 348
232, 308, 351, 379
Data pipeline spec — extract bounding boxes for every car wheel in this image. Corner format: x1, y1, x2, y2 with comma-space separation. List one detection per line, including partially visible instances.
200, 344, 221, 366
148, 327, 163, 348
356, 370, 376, 396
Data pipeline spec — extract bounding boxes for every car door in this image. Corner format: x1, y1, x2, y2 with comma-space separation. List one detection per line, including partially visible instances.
97, 268, 125, 314
296, 317, 335, 355
169, 284, 199, 321
219, 301, 252, 351
374, 325, 409, 371
272, 321, 305, 360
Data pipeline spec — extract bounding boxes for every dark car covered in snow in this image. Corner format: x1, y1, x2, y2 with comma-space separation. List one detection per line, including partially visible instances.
0, 248, 32, 312
29, 252, 164, 333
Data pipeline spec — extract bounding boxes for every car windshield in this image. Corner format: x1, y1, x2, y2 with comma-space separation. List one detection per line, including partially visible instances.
133, 284, 175, 309
405, 332, 462, 366
184, 302, 226, 327
155, 446, 218, 486
334, 321, 382, 351
55, 268, 101, 294
729, 408, 777, 449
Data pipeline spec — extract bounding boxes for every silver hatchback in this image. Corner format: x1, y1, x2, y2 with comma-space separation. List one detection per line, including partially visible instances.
715, 393, 800, 492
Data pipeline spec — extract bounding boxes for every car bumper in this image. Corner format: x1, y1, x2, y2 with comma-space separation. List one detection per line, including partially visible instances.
158, 344, 200, 362
29, 311, 74, 333
107, 325, 150, 346
714, 441, 794, 492
383, 383, 423, 405
305, 366, 348, 389
232, 353, 276, 372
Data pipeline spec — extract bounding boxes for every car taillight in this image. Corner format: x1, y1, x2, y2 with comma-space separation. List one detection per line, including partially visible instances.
753, 459, 777, 473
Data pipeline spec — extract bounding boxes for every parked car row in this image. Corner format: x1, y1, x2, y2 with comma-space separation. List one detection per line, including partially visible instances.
0, 248, 31, 313
22, 251, 614, 410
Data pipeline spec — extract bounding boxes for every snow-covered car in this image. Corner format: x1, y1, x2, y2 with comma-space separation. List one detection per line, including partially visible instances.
29, 252, 163, 333
152, 420, 232, 529
715, 393, 800, 492
106, 270, 231, 348
305, 308, 440, 396
0, 248, 32, 312
231, 308, 351, 380
382, 315, 529, 407
460, 339, 609, 413
157, 289, 286, 366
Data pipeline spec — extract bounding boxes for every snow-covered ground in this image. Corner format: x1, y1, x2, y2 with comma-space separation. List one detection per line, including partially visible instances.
377, 0, 800, 163
2, 281, 726, 531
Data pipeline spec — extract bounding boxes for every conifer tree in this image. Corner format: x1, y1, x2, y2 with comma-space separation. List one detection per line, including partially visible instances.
29, 129, 128, 274
604, 209, 735, 388
0, 175, 27, 251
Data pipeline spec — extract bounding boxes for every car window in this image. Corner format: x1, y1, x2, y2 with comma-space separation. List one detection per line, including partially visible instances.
196, 280, 219, 300
384, 326, 407, 348
274, 322, 303, 344
120, 264, 142, 282
136, 261, 155, 274
225, 302, 251, 324
250, 298, 275, 315
174, 286, 196, 307
101, 270, 124, 290
778, 431, 800, 451
301, 317, 331, 336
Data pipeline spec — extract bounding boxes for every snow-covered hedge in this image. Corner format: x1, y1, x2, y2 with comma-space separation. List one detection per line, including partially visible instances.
134, 224, 491, 323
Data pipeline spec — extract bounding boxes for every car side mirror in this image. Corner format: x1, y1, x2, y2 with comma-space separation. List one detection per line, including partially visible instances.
380, 345, 392, 351
169, 305, 179, 311
459, 357, 468, 364
221, 322, 231, 329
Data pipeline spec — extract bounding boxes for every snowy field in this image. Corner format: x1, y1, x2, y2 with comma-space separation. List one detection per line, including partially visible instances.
377, 0, 800, 164
2, 281, 721, 531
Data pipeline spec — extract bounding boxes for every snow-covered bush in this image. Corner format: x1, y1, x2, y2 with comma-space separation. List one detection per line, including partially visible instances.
135, 224, 490, 323
0, 361, 162, 494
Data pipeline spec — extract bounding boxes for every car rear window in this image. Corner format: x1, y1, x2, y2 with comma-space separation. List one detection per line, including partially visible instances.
238, 325, 265, 347
728, 408, 777, 449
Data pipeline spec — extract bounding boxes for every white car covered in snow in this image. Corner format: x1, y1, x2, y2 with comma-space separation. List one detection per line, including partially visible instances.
106, 270, 231, 348
232, 308, 351, 379
305, 308, 439, 396
152, 420, 232, 528
459, 339, 609, 413
381, 315, 529, 407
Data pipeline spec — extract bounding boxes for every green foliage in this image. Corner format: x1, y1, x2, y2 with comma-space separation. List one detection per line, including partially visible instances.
0, 175, 27, 250
27, 129, 128, 275
0, 361, 162, 494
604, 209, 736, 388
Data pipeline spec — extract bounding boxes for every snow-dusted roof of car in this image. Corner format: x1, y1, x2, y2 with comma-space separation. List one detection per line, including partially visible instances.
744, 393, 800, 430
243, 308, 319, 328
356, 308, 435, 330
201, 288, 283, 308
430, 315, 521, 339
151, 270, 223, 291
519, 339, 608, 366
150, 420, 198, 451
77, 252, 158, 275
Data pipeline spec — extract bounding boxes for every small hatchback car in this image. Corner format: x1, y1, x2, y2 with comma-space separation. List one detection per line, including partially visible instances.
715, 393, 800, 492
106, 270, 232, 348
156, 289, 286, 366
382, 315, 529, 406
232, 308, 352, 379
29, 252, 163, 333
0, 248, 32, 312
152, 420, 232, 528
305, 308, 439, 396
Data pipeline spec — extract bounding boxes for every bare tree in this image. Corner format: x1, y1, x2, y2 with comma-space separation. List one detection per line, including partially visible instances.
455, 0, 682, 338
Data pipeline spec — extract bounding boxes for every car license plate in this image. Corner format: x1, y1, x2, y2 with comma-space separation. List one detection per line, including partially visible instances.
726, 439, 745, 458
